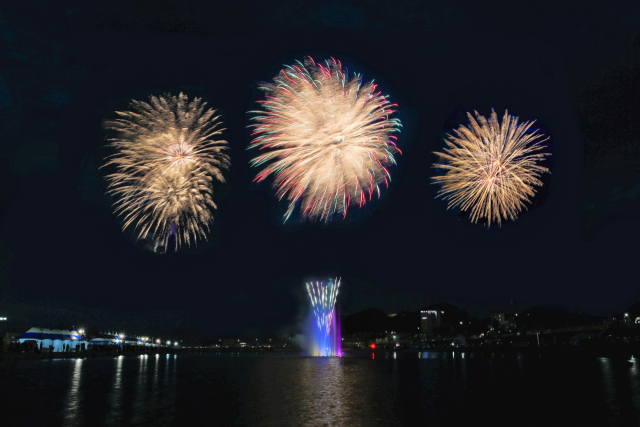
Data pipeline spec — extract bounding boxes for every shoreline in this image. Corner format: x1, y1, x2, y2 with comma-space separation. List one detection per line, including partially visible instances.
0, 349, 180, 362
3, 346, 635, 362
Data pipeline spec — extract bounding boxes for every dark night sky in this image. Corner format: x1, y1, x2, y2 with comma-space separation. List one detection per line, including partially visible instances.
0, 1, 639, 335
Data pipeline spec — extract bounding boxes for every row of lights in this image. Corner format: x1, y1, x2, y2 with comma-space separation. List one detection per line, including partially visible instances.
75, 329, 178, 346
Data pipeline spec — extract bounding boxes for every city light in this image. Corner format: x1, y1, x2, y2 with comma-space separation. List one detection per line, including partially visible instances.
0, 317, 7, 321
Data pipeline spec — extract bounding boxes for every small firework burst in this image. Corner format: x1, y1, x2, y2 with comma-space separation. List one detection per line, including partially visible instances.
248, 57, 402, 223
432, 109, 550, 226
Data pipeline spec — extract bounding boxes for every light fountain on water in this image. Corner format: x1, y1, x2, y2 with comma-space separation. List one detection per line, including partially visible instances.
305, 277, 341, 357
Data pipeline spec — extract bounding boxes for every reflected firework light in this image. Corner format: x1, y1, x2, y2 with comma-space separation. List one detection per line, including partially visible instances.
432, 109, 551, 226
305, 277, 341, 357
248, 57, 402, 223
103, 92, 230, 250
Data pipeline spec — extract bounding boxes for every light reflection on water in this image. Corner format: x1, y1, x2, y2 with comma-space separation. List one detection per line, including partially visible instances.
598, 356, 640, 425
599, 357, 619, 419
2, 352, 640, 426
630, 357, 640, 412
131, 354, 148, 424
106, 356, 124, 425
63, 358, 83, 426
238, 356, 359, 425
460, 353, 467, 384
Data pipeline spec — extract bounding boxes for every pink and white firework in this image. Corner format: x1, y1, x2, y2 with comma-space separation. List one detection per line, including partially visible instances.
248, 57, 402, 222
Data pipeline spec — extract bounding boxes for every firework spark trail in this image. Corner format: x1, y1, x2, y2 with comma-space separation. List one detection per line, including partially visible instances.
306, 278, 341, 356
432, 109, 550, 226
103, 92, 230, 250
248, 57, 402, 223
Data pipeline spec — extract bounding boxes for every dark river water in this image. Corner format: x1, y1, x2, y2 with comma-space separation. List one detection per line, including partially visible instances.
1, 351, 640, 426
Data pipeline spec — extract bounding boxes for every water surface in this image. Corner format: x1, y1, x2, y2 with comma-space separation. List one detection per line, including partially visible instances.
1, 351, 639, 426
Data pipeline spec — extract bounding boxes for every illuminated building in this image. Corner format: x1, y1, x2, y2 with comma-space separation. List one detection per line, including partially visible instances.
490, 311, 510, 324
420, 310, 443, 334
491, 311, 515, 332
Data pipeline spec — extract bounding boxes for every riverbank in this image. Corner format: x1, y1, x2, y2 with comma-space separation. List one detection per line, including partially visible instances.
3, 344, 636, 362
0, 349, 180, 361
0, 347, 304, 361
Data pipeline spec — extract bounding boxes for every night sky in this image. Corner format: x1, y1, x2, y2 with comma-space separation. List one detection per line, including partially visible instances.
1, 1, 639, 335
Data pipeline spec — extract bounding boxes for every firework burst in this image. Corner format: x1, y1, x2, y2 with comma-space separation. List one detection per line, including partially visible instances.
103, 92, 230, 250
432, 109, 550, 226
248, 57, 402, 223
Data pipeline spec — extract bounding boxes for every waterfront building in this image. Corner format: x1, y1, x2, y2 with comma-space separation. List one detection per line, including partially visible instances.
222, 339, 238, 348
16, 327, 84, 351
376, 333, 403, 345
491, 311, 516, 332
420, 310, 443, 335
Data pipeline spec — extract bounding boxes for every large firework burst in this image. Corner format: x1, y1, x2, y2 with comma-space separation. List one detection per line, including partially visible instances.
432, 109, 550, 226
103, 92, 230, 250
248, 57, 402, 223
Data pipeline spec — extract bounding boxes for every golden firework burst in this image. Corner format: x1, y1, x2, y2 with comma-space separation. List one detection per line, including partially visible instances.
103, 92, 230, 250
432, 109, 550, 226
